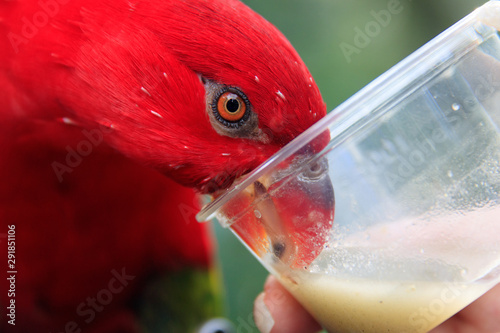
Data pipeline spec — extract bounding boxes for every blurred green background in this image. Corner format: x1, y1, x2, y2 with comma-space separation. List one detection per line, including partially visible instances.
212, 1, 486, 332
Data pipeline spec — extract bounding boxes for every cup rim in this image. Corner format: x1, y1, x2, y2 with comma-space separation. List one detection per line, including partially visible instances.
196, 1, 496, 222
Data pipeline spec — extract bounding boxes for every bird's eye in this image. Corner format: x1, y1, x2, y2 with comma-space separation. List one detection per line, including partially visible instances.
212, 87, 250, 128
204, 81, 260, 139
217, 92, 246, 122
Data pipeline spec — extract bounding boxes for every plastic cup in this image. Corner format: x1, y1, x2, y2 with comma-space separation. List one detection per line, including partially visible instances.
197, 2, 500, 332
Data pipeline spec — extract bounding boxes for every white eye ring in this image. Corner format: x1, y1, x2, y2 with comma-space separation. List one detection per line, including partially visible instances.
204, 79, 261, 140
198, 318, 235, 333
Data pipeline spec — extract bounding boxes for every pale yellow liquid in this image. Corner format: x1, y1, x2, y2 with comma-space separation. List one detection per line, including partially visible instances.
274, 208, 500, 333
280, 274, 497, 333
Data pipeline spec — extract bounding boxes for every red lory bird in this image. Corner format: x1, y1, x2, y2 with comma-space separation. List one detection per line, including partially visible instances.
0, 0, 331, 332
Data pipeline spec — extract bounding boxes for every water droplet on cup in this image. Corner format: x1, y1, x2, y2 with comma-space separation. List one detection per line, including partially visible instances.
451, 103, 461, 111
254, 210, 262, 219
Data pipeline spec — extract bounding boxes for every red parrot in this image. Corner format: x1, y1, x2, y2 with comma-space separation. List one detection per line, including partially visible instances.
0, 0, 330, 332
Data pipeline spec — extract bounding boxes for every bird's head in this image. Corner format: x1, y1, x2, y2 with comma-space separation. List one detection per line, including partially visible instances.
17, 0, 333, 269
57, 0, 326, 194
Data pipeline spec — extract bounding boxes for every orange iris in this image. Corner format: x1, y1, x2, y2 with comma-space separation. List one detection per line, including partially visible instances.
216, 92, 246, 122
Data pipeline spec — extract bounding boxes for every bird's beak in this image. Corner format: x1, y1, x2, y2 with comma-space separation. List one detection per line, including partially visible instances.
232, 154, 335, 268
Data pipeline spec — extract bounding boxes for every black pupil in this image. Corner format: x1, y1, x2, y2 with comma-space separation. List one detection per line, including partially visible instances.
226, 98, 240, 113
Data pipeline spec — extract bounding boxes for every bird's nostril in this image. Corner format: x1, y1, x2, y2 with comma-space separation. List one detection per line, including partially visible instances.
301, 158, 328, 181
309, 161, 322, 173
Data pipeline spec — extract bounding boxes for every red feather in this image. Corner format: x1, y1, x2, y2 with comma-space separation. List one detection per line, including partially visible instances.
0, 0, 328, 331
0, 117, 212, 331
1, 0, 326, 192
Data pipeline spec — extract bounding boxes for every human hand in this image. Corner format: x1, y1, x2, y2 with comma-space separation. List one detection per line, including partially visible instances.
254, 276, 500, 333
254, 275, 322, 333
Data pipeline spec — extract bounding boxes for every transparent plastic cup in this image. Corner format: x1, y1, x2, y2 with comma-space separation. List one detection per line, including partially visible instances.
197, 2, 500, 332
